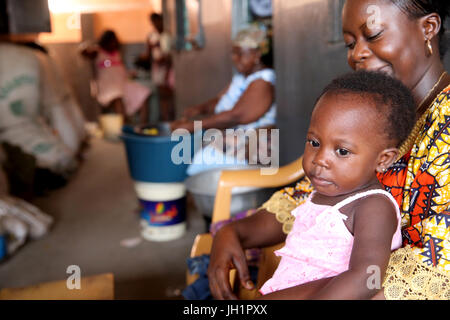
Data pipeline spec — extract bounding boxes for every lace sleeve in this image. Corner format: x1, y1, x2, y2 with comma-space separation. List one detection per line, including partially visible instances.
383, 246, 450, 300
259, 177, 313, 234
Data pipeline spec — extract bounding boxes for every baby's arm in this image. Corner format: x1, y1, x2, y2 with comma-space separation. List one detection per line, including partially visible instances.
309, 195, 398, 299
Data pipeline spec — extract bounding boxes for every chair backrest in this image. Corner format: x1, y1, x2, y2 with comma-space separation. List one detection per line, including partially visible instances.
187, 156, 305, 297
211, 156, 305, 223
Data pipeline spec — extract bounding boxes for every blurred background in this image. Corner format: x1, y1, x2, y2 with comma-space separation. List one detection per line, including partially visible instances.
0, 0, 448, 300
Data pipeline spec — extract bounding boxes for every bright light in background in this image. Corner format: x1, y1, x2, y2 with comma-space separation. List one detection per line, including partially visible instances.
48, 0, 78, 13
48, 0, 157, 14
42, 0, 158, 44
67, 13, 81, 30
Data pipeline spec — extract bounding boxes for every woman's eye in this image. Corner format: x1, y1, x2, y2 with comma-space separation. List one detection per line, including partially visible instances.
345, 42, 355, 49
367, 31, 383, 41
337, 148, 350, 156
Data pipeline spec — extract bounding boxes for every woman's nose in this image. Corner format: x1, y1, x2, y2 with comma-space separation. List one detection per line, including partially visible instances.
351, 41, 371, 67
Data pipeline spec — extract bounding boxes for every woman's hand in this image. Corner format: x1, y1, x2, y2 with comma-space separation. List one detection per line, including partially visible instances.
182, 105, 203, 119
207, 225, 254, 300
170, 119, 194, 132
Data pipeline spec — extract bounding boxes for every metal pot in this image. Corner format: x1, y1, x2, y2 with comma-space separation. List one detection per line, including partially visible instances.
185, 166, 276, 219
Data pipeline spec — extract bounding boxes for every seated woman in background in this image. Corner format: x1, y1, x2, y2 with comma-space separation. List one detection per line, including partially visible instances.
170, 25, 276, 176
80, 30, 151, 125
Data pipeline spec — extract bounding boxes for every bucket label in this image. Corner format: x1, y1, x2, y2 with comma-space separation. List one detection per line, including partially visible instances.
139, 197, 186, 226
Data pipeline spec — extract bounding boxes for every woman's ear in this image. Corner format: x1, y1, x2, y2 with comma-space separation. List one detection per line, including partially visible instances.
420, 13, 442, 41
376, 148, 399, 173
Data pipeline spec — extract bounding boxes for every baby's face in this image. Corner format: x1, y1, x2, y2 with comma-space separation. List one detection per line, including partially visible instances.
302, 92, 387, 197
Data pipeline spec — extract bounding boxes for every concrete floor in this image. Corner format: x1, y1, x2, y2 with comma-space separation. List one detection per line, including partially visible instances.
0, 137, 207, 299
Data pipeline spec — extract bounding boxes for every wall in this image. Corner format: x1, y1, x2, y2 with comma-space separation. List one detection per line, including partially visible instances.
171, 0, 233, 118
38, 3, 157, 122
273, 0, 350, 165
272, 0, 450, 165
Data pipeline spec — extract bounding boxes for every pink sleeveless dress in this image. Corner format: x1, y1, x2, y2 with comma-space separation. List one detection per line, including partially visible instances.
259, 189, 402, 295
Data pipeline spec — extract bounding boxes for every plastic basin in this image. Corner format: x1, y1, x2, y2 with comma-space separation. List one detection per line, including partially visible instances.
121, 125, 194, 183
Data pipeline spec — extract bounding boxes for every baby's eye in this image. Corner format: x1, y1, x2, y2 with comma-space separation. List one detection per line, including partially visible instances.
336, 148, 350, 156
307, 139, 320, 148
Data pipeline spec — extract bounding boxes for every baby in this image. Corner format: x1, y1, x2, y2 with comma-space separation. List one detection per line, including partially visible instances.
259, 70, 416, 299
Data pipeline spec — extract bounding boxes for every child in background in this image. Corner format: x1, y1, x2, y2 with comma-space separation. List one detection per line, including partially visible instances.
259, 71, 416, 299
81, 30, 150, 125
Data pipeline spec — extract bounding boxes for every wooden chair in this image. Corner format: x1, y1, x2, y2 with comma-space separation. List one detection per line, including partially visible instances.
187, 156, 305, 298
0, 273, 114, 300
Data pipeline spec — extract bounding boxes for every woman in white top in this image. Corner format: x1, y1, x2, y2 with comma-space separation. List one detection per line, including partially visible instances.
171, 25, 277, 175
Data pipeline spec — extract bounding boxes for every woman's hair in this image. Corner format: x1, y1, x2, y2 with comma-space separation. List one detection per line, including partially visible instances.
98, 30, 120, 52
390, 0, 450, 59
319, 71, 416, 147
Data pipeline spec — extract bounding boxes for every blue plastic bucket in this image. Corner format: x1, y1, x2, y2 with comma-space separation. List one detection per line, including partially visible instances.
0, 234, 6, 261
121, 125, 195, 183
122, 125, 196, 241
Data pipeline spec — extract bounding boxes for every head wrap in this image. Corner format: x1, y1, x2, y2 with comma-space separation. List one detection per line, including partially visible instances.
232, 25, 270, 54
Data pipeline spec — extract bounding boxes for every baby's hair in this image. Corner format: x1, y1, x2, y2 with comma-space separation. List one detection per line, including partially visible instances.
318, 70, 416, 148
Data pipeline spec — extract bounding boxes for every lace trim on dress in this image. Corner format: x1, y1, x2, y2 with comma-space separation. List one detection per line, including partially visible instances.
260, 177, 313, 234
383, 246, 450, 300
259, 190, 297, 234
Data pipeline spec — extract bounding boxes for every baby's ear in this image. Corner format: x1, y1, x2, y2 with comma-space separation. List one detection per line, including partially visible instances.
376, 148, 399, 173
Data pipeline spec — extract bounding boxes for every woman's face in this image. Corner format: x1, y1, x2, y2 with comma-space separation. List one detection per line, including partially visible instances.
342, 0, 430, 91
231, 46, 261, 76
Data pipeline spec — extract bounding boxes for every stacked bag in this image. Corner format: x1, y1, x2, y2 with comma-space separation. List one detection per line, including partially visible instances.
0, 42, 86, 176
0, 42, 87, 260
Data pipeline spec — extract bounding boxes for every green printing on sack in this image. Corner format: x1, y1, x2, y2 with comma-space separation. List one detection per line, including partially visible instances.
32, 143, 54, 154
9, 100, 24, 116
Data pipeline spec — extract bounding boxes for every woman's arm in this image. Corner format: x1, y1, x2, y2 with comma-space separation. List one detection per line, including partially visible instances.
229, 79, 274, 124
182, 96, 221, 119
173, 79, 274, 132
202, 79, 274, 130
180, 84, 230, 120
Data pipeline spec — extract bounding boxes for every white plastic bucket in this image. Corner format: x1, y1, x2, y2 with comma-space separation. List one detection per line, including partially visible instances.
99, 114, 123, 140
134, 181, 186, 242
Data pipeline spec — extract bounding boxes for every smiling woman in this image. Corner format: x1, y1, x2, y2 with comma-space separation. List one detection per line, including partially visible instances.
207, 0, 450, 300
342, 0, 448, 106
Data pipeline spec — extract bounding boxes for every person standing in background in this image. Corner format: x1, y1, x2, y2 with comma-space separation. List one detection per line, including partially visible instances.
138, 13, 175, 122
80, 30, 151, 125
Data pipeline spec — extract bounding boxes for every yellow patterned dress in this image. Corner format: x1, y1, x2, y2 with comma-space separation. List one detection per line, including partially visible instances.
260, 85, 450, 299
